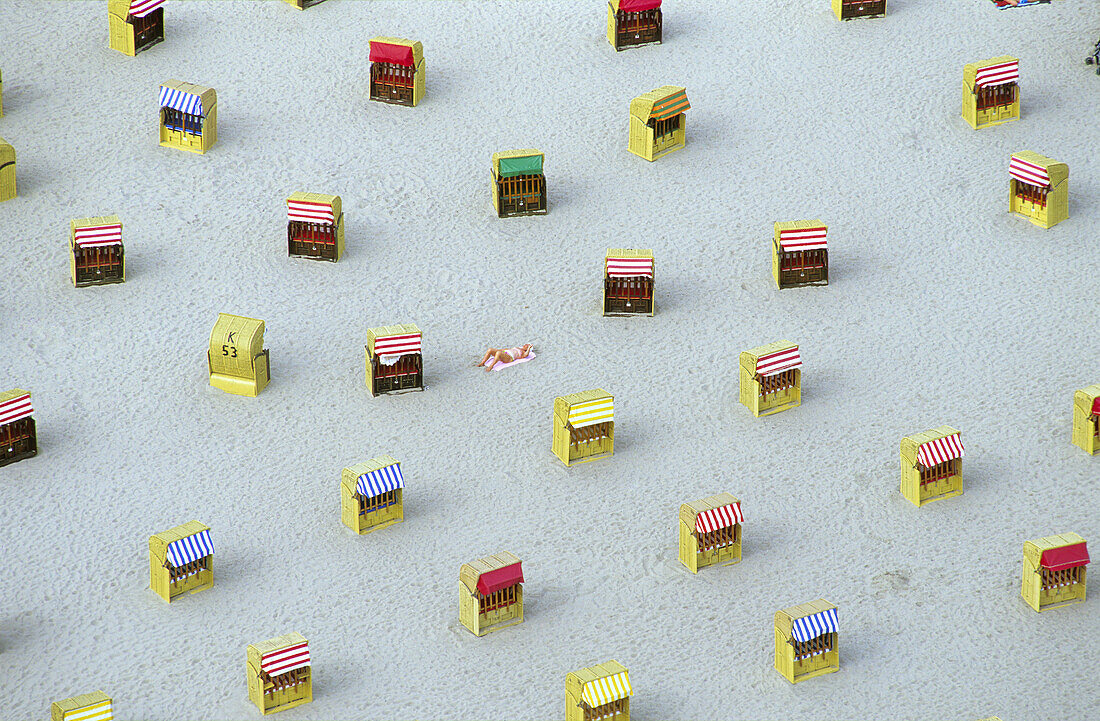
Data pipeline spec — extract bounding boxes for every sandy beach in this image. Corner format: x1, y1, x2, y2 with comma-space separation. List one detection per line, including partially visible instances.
1, 1, 1098, 719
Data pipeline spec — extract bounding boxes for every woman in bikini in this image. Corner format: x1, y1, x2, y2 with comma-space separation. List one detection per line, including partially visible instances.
477, 343, 533, 372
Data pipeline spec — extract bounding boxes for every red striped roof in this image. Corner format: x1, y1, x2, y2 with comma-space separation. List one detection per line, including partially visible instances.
287, 199, 334, 225
260, 642, 311, 676
755, 346, 801, 377
373, 332, 421, 357
74, 223, 123, 248
916, 433, 964, 468
975, 60, 1019, 88
694, 502, 743, 534
778, 227, 827, 252
606, 257, 653, 278
129, 0, 164, 18
0, 393, 33, 425
1009, 155, 1050, 187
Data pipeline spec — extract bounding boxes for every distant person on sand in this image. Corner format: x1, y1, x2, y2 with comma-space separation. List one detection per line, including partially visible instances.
478, 344, 534, 372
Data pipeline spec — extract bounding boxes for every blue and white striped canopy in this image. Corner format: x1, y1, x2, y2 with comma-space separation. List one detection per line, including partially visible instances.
159, 85, 204, 116
165, 529, 214, 567
791, 607, 838, 643
356, 463, 404, 498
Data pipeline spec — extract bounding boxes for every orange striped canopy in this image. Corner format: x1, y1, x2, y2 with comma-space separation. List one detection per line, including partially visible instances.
650, 88, 690, 121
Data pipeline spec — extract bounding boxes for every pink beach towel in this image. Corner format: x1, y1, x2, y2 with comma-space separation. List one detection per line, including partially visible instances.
488, 350, 536, 371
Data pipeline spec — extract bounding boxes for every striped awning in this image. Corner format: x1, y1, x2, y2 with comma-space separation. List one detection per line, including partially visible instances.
916, 433, 964, 468
1040, 542, 1089, 571
356, 462, 404, 498
791, 607, 838, 643
74, 223, 123, 248
606, 257, 653, 278
650, 89, 690, 121
755, 346, 801, 377
975, 60, 1019, 88
1009, 155, 1050, 187
165, 529, 213, 567
476, 561, 524, 595
1092, 397, 1100, 416
159, 85, 204, 116
62, 700, 113, 721
287, 198, 334, 225
0, 393, 33, 425
568, 397, 614, 429
261, 641, 311, 676
374, 332, 421, 357
581, 670, 633, 708
695, 502, 743, 534
779, 227, 827, 252
129, 0, 165, 18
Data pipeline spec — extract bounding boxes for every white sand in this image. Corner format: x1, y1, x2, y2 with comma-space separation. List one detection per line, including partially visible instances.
1, 1, 1099, 719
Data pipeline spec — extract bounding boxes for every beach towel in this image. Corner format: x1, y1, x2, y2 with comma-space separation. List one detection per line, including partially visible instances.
488, 350, 536, 371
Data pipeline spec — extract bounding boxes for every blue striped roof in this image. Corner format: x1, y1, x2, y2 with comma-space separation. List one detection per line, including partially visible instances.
791, 607, 838, 643
356, 462, 404, 498
159, 85, 204, 116
165, 529, 214, 567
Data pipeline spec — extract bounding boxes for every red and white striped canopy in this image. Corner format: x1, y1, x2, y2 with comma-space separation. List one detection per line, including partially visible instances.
916, 433, 964, 468
287, 199, 335, 225
129, 0, 165, 18
975, 60, 1019, 88
74, 223, 123, 248
606, 257, 653, 278
756, 346, 801, 377
0, 394, 33, 425
1009, 155, 1050, 187
374, 332, 421, 357
261, 641, 310, 676
695, 502, 743, 534
778, 227, 827, 252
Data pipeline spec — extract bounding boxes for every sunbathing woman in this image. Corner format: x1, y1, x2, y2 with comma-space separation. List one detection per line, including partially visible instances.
478, 344, 533, 371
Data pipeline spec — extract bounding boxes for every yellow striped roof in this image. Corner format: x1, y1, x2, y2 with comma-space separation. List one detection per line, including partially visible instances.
63, 699, 113, 721
581, 669, 632, 707
568, 396, 614, 429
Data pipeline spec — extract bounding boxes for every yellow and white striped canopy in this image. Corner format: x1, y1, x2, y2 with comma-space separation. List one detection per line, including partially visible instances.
568, 397, 614, 429
63, 700, 113, 721
581, 670, 632, 708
